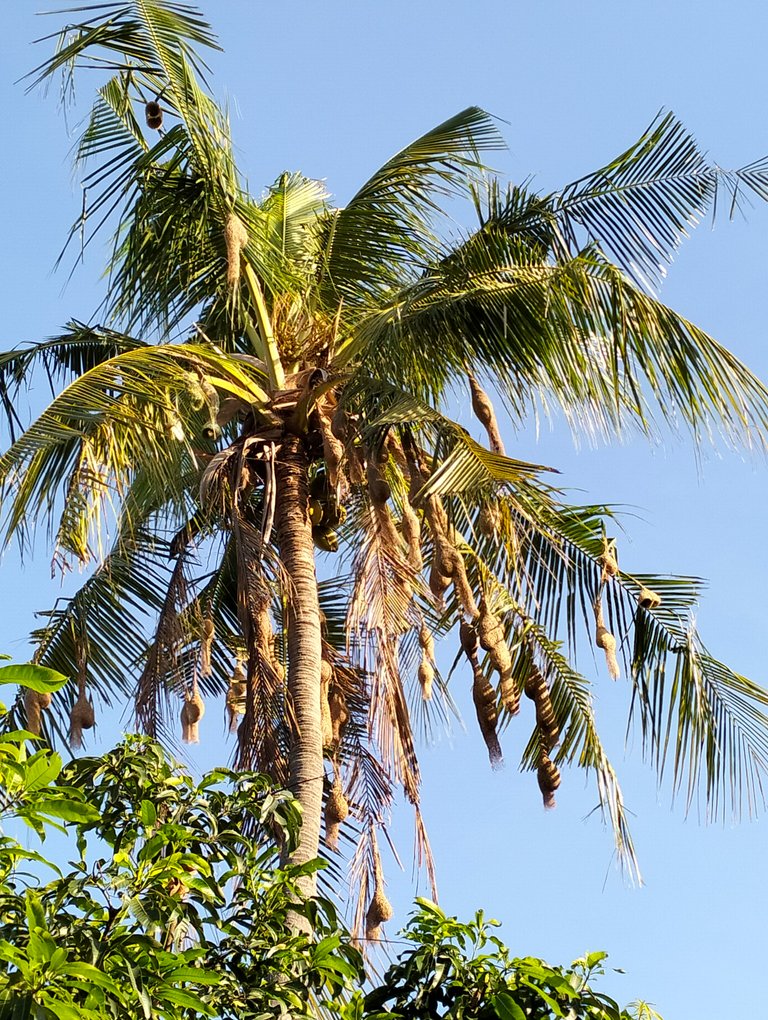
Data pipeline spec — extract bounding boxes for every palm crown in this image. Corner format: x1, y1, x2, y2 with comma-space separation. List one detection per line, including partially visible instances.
4, 0, 768, 935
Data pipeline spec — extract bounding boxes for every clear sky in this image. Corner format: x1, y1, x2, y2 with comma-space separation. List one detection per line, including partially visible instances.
2, 3, 768, 1017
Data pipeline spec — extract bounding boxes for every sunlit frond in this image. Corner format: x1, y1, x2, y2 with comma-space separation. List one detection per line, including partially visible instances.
318, 107, 504, 310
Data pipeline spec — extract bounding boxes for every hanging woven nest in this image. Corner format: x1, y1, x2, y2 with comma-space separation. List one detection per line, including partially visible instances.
524, 667, 558, 749
324, 772, 349, 851
417, 654, 434, 701
638, 586, 662, 610
25, 688, 52, 737
365, 837, 394, 942
181, 687, 206, 744
69, 691, 95, 749
593, 596, 620, 680
200, 617, 215, 678
468, 374, 505, 454
224, 211, 248, 289
537, 750, 561, 809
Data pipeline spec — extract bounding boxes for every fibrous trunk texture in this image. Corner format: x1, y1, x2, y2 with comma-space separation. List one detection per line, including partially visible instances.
274, 435, 324, 908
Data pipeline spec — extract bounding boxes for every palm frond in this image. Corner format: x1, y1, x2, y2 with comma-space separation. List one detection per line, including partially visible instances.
0, 343, 271, 553
318, 107, 504, 310
0, 323, 148, 440
354, 242, 768, 446
551, 110, 716, 287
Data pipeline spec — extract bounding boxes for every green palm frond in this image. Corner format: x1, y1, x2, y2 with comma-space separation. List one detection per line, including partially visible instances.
511, 621, 640, 879
318, 107, 505, 310
15, 527, 171, 742
0, 323, 148, 439
0, 343, 270, 553
259, 172, 330, 270
550, 110, 717, 286
356, 241, 768, 444
30, 1, 220, 91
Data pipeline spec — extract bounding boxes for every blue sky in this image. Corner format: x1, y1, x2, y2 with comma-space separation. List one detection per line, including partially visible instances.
3, 3, 768, 1017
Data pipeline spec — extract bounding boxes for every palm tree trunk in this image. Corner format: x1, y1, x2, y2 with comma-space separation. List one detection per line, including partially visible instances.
274, 434, 324, 902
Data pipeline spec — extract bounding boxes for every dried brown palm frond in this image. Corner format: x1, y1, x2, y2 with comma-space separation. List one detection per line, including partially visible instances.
230, 508, 290, 781
136, 558, 188, 738
347, 497, 421, 804
468, 374, 505, 454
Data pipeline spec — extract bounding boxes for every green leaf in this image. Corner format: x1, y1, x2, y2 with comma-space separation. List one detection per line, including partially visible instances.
492, 992, 527, 1020
0, 664, 67, 693
32, 798, 101, 824
158, 986, 216, 1013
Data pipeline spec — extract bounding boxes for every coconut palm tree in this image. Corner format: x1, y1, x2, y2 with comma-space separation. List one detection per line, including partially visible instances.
4, 0, 768, 934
